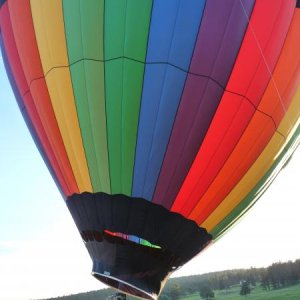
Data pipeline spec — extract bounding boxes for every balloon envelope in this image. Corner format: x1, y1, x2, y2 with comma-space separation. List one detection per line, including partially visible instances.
0, 0, 299, 299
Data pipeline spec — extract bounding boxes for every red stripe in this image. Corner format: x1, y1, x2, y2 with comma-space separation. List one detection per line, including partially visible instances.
3, 0, 79, 195
0, 3, 71, 195
171, 0, 296, 217
191, 115, 276, 223
190, 9, 300, 224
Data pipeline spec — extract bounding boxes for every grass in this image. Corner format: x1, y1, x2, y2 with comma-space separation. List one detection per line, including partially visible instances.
180, 282, 300, 300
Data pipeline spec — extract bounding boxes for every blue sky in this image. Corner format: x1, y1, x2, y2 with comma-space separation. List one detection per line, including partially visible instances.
0, 63, 64, 244
0, 51, 299, 300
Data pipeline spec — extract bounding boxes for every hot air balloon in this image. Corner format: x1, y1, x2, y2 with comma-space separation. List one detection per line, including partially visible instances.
0, 0, 299, 299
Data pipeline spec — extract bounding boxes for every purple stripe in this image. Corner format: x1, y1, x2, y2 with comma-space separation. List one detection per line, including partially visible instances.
132, 0, 206, 201
153, 0, 255, 208
0, 0, 6, 8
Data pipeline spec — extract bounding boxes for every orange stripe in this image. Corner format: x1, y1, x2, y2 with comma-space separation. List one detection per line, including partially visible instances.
202, 85, 300, 232
30, 0, 93, 192
0, 2, 69, 195
189, 9, 300, 223
171, 0, 295, 217
8, 0, 79, 195
258, 12, 300, 126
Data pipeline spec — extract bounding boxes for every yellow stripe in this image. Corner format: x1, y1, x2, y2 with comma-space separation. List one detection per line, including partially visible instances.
30, 0, 93, 192
202, 86, 300, 232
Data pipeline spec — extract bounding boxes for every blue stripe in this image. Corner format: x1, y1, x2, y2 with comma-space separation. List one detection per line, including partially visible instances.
132, 0, 206, 200
0, 0, 6, 8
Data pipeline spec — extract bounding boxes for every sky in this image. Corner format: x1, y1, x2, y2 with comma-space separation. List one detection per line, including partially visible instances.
0, 51, 299, 300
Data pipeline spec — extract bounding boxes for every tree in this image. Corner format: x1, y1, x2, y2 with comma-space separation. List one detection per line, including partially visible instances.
240, 280, 251, 297
199, 285, 215, 300
247, 268, 257, 286
169, 283, 181, 300
260, 273, 271, 291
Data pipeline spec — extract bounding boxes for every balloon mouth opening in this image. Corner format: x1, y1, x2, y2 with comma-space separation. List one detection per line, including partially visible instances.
92, 272, 154, 300
68, 192, 212, 300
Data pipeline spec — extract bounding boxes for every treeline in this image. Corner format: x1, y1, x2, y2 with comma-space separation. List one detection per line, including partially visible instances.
261, 260, 300, 290
162, 259, 300, 299
39, 259, 300, 300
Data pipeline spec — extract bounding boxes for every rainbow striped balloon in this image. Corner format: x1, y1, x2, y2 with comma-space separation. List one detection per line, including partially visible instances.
1, 0, 299, 299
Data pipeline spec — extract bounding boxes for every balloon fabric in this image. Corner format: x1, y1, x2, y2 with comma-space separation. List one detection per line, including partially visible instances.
0, 1, 299, 299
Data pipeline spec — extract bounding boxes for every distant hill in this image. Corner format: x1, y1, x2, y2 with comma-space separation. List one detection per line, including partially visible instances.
38, 259, 300, 300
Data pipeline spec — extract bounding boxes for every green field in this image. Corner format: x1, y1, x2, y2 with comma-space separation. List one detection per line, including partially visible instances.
181, 283, 300, 300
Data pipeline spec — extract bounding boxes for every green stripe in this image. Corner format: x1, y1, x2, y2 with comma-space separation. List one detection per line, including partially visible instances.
105, 0, 152, 195
211, 126, 300, 239
140, 239, 161, 249
63, 0, 110, 193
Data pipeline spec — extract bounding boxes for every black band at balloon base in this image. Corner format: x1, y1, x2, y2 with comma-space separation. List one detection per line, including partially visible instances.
66, 192, 212, 299
89, 233, 171, 299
